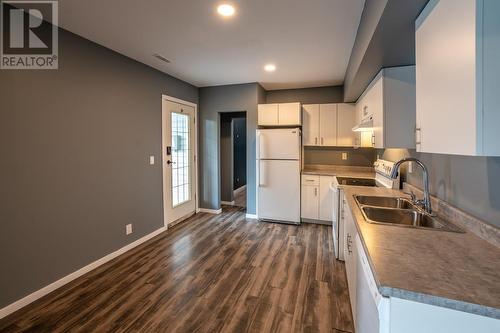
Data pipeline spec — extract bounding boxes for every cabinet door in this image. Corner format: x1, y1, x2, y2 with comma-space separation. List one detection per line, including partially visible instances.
278, 102, 301, 126
302, 104, 320, 146
337, 103, 356, 146
370, 77, 384, 148
319, 104, 337, 146
416, 0, 476, 155
301, 185, 319, 220
344, 203, 357, 321
319, 176, 334, 221
258, 104, 279, 126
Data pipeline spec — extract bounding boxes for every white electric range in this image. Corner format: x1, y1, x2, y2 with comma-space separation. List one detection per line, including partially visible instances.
330, 159, 400, 260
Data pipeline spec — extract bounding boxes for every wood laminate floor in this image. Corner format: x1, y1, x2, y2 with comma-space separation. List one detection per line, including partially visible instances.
0, 206, 353, 333
233, 188, 246, 208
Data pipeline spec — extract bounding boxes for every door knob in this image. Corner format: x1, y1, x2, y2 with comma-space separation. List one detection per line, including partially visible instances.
167, 160, 176, 165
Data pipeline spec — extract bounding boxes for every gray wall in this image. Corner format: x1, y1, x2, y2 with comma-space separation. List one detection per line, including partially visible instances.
0, 29, 198, 307
343, 0, 429, 102
266, 86, 343, 104
198, 83, 261, 214
305, 147, 376, 167
266, 85, 376, 168
378, 149, 500, 228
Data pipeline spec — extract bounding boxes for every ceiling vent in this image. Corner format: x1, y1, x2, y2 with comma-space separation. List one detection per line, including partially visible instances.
153, 53, 171, 63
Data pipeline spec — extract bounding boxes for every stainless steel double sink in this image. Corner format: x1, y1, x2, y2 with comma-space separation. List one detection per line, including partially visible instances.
354, 195, 463, 233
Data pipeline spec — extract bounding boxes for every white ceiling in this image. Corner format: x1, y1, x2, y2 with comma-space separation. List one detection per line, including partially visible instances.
58, 0, 365, 90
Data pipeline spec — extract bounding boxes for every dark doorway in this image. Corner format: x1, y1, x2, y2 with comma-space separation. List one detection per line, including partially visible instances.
220, 112, 247, 208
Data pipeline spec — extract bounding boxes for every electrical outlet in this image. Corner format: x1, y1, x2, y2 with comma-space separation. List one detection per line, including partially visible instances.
126, 224, 133, 235
149, 155, 155, 165
342, 152, 348, 160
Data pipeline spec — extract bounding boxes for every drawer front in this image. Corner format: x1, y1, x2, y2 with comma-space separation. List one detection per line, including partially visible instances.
301, 175, 320, 186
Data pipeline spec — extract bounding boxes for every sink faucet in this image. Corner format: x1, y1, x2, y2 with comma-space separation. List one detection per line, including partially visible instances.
390, 157, 432, 215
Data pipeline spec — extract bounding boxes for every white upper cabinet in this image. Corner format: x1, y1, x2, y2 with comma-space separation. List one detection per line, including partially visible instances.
416, 0, 500, 156
258, 104, 279, 126
337, 104, 357, 146
303, 103, 356, 147
278, 102, 302, 126
303, 104, 320, 145
355, 66, 416, 149
319, 104, 338, 146
258, 103, 301, 126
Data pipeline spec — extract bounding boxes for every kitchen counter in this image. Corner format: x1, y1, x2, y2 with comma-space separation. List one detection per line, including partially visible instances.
302, 164, 375, 178
343, 186, 500, 319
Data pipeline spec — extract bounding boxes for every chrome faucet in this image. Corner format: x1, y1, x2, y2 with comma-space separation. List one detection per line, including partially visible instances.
390, 157, 432, 215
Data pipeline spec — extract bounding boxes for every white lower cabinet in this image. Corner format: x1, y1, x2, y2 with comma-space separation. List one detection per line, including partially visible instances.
343, 197, 358, 321
301, 184, 319, 220
343, 201, 500, 333
301, 175, 334, 222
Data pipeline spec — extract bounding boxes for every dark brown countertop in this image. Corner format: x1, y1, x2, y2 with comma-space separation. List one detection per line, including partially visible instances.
343, 186, 500, 319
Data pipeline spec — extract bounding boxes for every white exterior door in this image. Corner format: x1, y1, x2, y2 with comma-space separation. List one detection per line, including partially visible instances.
257, 128, 300, 160
162, 99, 196, 226
320, 104, 337, 146
303, 104, 320, 146
258, 160, 300, 222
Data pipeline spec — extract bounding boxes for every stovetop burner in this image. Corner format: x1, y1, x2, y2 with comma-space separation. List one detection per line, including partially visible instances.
336, 177, 377, 187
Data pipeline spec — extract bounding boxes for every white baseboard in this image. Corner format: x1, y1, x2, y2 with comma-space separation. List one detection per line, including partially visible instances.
233, 185, 246, 195
197, 208, 222, 214
0, 226, 167, 320
221, 201, 235, 206
246, 214, 258, 219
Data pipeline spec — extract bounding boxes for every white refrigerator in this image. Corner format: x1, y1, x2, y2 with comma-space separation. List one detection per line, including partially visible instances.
256, 128, 301, 224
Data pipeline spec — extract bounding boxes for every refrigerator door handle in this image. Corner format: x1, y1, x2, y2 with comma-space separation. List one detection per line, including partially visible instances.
257, 131, 263, 187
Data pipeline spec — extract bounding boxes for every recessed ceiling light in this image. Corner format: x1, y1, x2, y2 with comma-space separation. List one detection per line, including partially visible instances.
264, 64, 276, 72
217, 4, 235, 17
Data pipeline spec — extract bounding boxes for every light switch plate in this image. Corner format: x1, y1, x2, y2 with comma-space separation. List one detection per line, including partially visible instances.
149, 155, 155, 165
126, 224, 133, 235
342, 152, 348, 160
409, 161, 413, 173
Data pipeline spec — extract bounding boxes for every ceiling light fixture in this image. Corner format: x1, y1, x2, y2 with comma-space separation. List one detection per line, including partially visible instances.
217, 4, 235, 17
264, 64, 276, 72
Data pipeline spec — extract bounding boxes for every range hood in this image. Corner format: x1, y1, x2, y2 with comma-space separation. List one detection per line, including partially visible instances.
352, 116, 373, 132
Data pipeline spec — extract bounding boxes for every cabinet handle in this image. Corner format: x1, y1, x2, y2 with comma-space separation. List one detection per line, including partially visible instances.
315, 137, 318, 145
314, 188, 318, 196
371, 134, 375, 146
415, 127, 422, 145
347, 234, 353, 254
321, 137, 324, 145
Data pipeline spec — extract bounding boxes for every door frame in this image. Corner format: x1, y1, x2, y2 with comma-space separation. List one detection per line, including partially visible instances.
161, 94, 199, 229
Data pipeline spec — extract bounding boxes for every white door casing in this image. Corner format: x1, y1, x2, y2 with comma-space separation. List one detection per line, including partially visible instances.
162, 96, 198, 227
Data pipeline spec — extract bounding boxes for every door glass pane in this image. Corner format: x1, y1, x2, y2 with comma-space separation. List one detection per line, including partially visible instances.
171, 112, 191, 207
